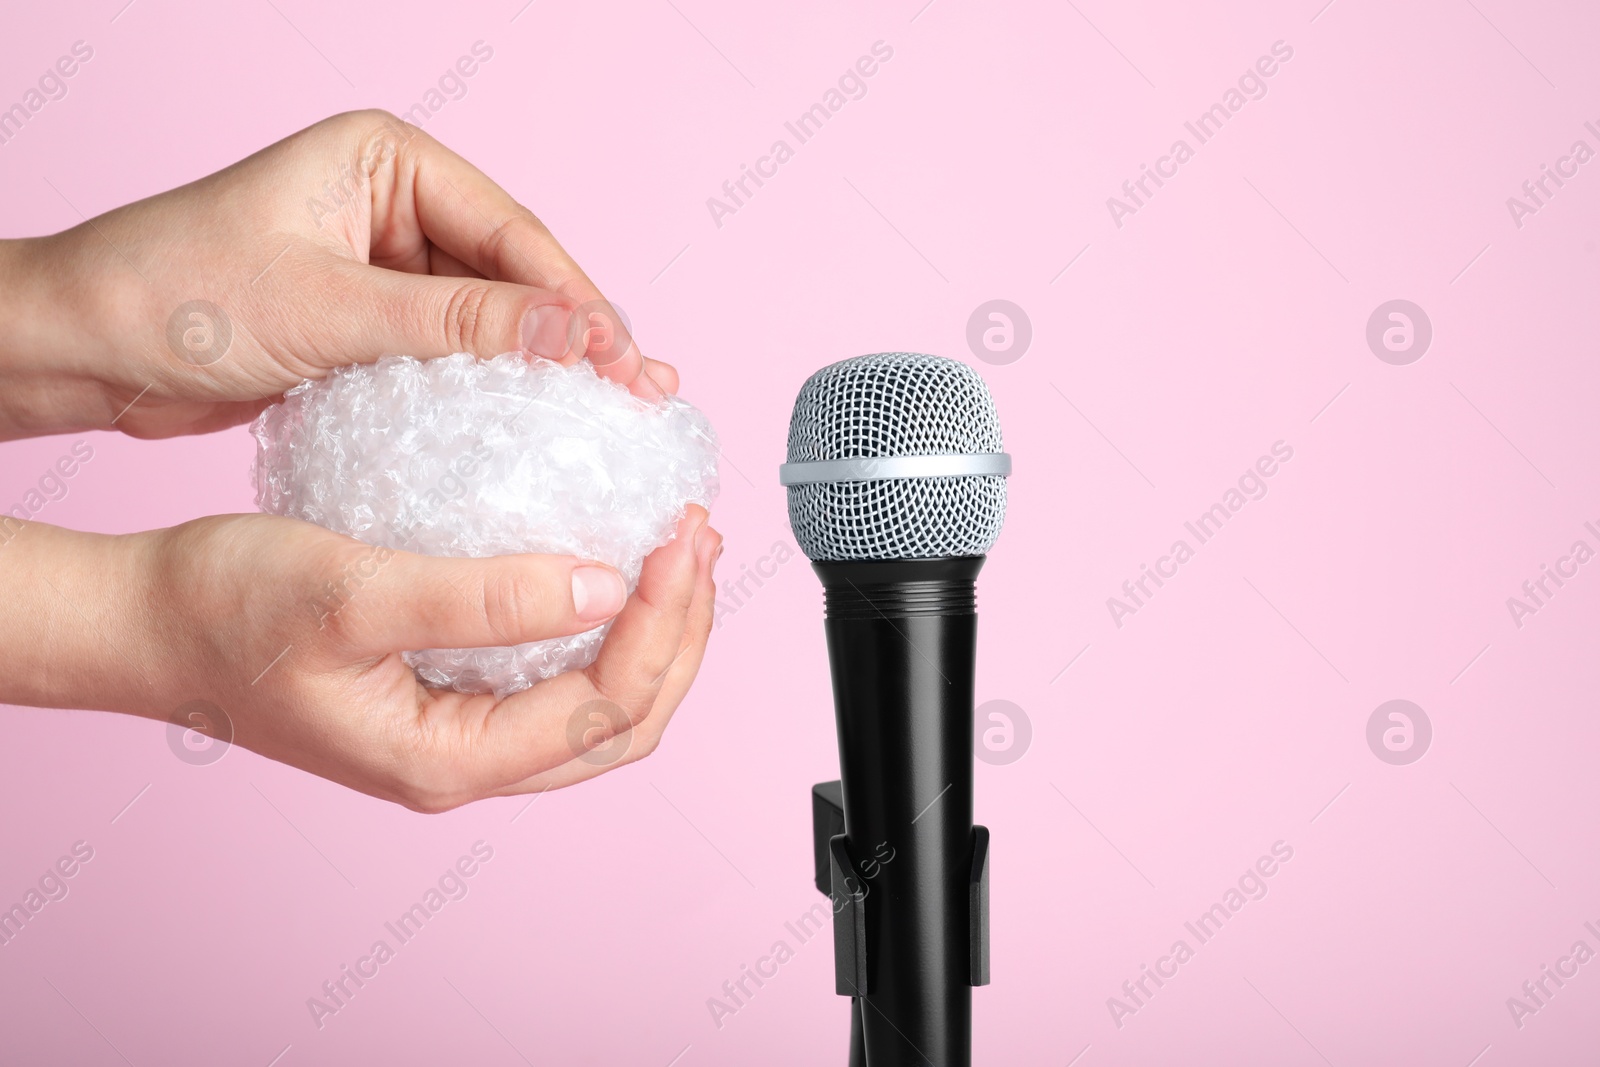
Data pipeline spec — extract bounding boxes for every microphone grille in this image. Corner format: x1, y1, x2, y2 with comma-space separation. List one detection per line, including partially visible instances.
784, 352, 1007, 561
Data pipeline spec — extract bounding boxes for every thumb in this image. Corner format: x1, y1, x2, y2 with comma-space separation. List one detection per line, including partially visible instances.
320, 261, 577, 362
326, 547, 627, 660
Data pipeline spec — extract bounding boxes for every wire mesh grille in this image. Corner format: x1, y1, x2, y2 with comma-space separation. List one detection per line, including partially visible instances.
784, 352, 1007, 560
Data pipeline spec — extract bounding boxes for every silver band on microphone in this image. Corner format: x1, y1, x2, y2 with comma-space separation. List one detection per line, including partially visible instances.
778, 452, 1012, 486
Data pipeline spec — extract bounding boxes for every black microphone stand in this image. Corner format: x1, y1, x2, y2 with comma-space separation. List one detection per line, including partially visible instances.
807, 557, 991, 1066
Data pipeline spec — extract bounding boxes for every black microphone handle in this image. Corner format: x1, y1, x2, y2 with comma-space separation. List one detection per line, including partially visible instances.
815, 556, 985, 1067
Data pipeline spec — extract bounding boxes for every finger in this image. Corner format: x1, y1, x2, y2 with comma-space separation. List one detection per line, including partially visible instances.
554, 299, 645, 394
319, 259, 576, 362
447, 506, 709, 791
320, 546, 626, 660
111, 396, 276, 439
641, 358, 679, 396
387, 124, 653, 394
623, 524, 720, 740
485, 524, 721, 795
427, 244, 486, 279
580, 506, 707, 720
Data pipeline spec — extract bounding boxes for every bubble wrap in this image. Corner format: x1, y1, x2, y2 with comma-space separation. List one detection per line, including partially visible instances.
252, 353, 719, 697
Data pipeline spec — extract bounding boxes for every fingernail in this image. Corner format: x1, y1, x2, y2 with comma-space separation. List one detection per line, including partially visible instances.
686, 509, 709, 552
521, 304, 571, 361
572, 565, 626, 622
695, 525, 721, 569
579, 306, 632, 368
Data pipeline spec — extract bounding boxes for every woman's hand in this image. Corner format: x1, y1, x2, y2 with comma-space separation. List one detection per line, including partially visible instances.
1, 507, 720, 810
0, 109, 670, 442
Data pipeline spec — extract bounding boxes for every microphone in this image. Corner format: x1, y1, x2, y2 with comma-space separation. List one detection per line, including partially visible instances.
781, 352, 1010, 1067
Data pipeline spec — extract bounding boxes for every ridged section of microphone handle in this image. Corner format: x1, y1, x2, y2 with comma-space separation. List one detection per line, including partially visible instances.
816, 556, 983, 620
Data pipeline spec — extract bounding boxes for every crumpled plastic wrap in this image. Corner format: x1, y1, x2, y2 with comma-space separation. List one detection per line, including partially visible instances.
252, 353, 719, 697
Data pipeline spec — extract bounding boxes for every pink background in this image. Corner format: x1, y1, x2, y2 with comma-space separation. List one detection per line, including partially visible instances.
3, 0, 1599, 1063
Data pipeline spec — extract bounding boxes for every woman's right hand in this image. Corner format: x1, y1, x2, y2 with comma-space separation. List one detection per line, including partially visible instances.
0, 506, 720, 810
